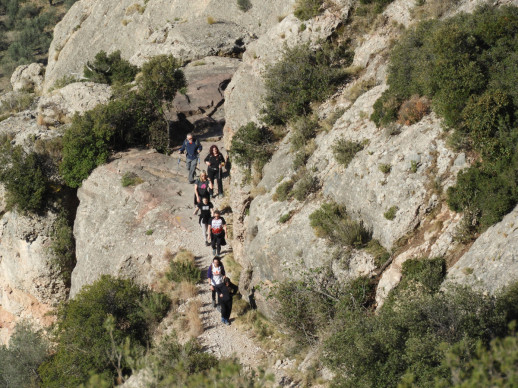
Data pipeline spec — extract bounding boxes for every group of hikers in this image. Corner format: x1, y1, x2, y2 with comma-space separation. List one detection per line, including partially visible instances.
178, 133, 237, 325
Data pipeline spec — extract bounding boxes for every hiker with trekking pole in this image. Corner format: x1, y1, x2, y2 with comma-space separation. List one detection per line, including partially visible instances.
204, 145, 226, 198
178, 133, 202, 184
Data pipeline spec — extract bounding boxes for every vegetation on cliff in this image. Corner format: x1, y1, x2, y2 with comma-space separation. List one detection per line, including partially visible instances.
371, 6, 518, 232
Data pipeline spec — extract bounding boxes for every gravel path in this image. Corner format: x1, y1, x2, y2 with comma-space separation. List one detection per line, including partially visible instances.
170, 135, 269, 370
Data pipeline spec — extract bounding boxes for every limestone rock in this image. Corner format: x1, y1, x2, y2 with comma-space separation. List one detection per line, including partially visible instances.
71, 149, 197, 297
446, 204, 518, 294
0, 210, 66, 344
37, 82, 112, 126
43, 0, 295, 92
10, 63, 44, 93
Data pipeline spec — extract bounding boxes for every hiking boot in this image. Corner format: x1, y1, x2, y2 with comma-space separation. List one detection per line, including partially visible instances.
224, 319, 230, 326
221, 318, 225, 324
205, 241, 210, 246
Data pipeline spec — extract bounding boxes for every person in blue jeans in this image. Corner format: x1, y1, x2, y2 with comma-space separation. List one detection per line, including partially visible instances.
178, 133, 202, 183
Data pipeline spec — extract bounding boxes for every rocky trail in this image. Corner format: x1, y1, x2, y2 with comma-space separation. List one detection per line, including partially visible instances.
165, 134, 274, 374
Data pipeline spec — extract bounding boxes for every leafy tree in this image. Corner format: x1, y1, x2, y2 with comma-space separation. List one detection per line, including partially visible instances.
0, 143, 48, 213
230, 122, 274, 171
84, 50, 139, 85
138, 54, 186, 150
39, 275, 170, 388
0, 322, 49, 388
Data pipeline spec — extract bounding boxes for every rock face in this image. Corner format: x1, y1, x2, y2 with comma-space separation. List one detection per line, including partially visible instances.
71, 149, 196, 297
0, 210, 66, 344
43, 0, 295, 91
37, 82, 112, 126
10, 63, 45, 93
446, 204, 518, 294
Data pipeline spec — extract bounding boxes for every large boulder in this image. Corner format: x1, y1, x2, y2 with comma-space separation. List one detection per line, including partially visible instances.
446, 204, 518, 294
37, 82, 112, 126
10, 63, 45, 93
43, 0, 295, 91
71, 149, 198, 297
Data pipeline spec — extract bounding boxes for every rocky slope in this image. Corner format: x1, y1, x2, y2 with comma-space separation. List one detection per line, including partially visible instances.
0, 0, 517, 369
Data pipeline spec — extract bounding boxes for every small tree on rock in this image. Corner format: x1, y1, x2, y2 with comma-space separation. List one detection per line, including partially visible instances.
138, 55, 186, 151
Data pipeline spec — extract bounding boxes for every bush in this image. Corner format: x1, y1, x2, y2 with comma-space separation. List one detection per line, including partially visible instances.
397, 95, 430, 125
309, 202, 371, 247
273, 179, 295, 202
383, 205, 398, 220
262, 44, 347, 125
49, 208, 76, 285
237, 0, 252, 12
447, 164, 518, 230
39, 275, 170, 388
379, 163, 391, 174
121, 172, 144, 187
230, 122, 274, 171
166, 250, 201, 284
332, 138, 364, 167
0, 144, 48, 213
278, 212, 293, 223
292, 174, 319, 201
84, 50, 139, 85
0, 322, 49, 388
290, 115, 319, 150
324, 279, 518, 388
371, 6, 518, 230
364, 239, 390, 267
294, 0, 324, 20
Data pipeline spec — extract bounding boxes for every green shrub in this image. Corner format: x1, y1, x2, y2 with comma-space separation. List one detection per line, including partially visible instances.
39, 275, 170, 388
364, 239, 390, 267
270, 280, 334, 343
279, 212, 293, 223
237, 0, 252, 12
309, 202, 371, 247
383, 205, 398, 220
290, 115, 319, 150
0, 322, 49, 388
273, 179, 295, 202
230, 122, 274, 171
324, 280, 518, 388
121, 172, 144, 187
447, 164, 518, 230
294, 0, 324, 21
166, 261, 201, 284
49, 209, 76, 285
378, 163, 391, 174
0, 144, 48, 213
332, 138, 364, 167
292, 174, 319, 201
262, 44, 347, 125
436, 332, 518, 388
84, 50, 139, 85
60, 92, 157, 187
0, 92, 34, 114
371, 6, 518, 230
399, 257, 446, 294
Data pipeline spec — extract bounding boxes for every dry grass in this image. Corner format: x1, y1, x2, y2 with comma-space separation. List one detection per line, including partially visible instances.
177, 281, 198, 300
125, 3, 145, 15
207, 16, 216, 24
345, 78, 376, 102
250, 185, 267, 198
186, 300, 204, 337
223, 253, 242, 284
397, 95, 430, 126
173, 249, 195, 265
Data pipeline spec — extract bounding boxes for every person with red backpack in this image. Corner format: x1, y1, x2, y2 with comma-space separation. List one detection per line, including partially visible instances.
209, 210, 227, 256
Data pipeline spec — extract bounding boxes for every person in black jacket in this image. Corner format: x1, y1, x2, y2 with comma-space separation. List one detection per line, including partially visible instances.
215, 277, 238, 325
204, 145, 225, 197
